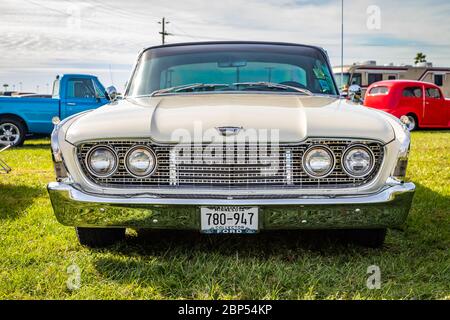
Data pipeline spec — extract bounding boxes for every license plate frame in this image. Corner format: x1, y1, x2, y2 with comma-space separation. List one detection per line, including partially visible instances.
200, 206, 259, 234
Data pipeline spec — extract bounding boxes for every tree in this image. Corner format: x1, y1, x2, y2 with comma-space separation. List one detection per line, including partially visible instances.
2, 83, 8, 91
414, 53, 427, 65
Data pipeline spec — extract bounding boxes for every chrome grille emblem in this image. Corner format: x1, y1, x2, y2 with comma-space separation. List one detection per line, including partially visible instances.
216, 126, 243, 136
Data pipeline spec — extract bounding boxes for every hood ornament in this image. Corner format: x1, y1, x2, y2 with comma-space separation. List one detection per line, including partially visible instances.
216, 126, 243, 136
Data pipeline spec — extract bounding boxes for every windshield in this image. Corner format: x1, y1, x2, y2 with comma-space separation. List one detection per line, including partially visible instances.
127, 44, 338, 96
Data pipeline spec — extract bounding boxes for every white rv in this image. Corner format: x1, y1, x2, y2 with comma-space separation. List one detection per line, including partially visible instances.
333, 61, 450, 97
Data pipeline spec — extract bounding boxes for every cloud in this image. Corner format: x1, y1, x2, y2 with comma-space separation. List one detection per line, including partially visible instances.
0, 0, 449, 91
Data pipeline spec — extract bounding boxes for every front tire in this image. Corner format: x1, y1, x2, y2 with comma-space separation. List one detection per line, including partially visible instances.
0, 117, 26, 147
76, 227, 125, 248
347, 229, 387, 248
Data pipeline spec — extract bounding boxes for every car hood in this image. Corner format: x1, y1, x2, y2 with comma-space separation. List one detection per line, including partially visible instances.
65, 94, 395, 144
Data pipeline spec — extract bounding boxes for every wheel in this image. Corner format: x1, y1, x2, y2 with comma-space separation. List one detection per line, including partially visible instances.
347, 229, 387, 248
76, 227, 125, 248
0, 117, 26, 147
404, 114, 418, 131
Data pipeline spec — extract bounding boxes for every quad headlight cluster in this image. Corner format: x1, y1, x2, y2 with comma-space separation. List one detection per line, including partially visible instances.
85, 143, 375, 180
86, 145, 157, 179
302, 144, 375, 179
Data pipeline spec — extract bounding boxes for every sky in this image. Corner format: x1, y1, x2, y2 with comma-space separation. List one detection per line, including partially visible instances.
0, 0, 449, 92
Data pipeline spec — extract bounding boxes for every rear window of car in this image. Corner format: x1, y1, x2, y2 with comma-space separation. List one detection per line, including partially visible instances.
402, 87, 422, 98
426, 87, 441, 99
369, 86, 389, 95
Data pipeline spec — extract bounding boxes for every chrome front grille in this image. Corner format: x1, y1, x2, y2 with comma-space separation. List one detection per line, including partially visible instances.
77, 139, 384, 189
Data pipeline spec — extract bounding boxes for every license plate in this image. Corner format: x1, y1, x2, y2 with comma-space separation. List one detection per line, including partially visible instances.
200, 206, 259, 234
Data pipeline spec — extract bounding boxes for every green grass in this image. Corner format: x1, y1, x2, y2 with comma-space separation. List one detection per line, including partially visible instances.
0, 132, 449, 300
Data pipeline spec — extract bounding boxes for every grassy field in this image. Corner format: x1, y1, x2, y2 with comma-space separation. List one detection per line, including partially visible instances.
0, 131, 449, 300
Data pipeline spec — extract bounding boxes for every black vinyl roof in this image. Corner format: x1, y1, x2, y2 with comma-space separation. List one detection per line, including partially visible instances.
145, 41, 326, 53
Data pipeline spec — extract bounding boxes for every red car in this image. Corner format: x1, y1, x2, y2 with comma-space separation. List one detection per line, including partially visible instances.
364, 80, 450, 130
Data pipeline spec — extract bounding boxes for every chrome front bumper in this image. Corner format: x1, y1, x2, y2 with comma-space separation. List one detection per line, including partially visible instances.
47, 182, 415, 230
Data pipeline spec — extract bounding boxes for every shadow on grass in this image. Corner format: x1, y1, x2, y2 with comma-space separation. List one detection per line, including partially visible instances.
9, 135, 51, 150
91, 181, 450, 259
21, 143, 50, 150
89, 181, 447, 287
114, 228, 376, 259
401, 182, 450, 249
410, 182, 450, 213
91, 230, 360, 284
0, 183, 45, 220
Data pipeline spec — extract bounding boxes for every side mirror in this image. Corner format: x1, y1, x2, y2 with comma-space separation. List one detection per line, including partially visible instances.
106, 86, 118, 102
339, 90, 348, 98
348, 84, 363, 104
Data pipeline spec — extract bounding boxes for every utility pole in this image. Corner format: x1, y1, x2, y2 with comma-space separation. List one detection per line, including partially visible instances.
158, 17, 172, 45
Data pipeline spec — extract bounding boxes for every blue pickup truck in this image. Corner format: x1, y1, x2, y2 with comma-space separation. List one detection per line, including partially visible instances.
0, 74, 112, 146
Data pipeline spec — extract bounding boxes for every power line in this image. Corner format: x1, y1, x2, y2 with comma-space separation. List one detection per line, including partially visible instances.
170, 23, 202, 41
23, 0, 71, 17
170, 22, 239, 42
171, 33, 237, 41
79, 0, 161, 23
21, 0, 151, 48
84, 0, 161, 21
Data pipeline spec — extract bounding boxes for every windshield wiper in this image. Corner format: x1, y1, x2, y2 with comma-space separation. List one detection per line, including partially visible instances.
151, 83, 230, 96
233, 82, 314, 96
150, 82, 314, 96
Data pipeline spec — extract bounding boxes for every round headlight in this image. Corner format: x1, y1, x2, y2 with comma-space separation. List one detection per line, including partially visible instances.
86, 146, 118, 178
342, 145, 375, 178
302, 146, 335, 178
125, 146, 157, 178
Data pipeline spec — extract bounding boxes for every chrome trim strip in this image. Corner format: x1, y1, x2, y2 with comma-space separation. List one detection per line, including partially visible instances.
48, 181, 415, 206
72, 136, 387, 148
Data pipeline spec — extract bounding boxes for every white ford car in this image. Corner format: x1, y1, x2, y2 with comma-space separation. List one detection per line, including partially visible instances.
48, 42, 415, 248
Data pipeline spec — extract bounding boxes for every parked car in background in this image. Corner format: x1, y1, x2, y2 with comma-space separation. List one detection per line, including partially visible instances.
48, 42, 415, 248
364, 80, 450, 130
0, 74, 111, 146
